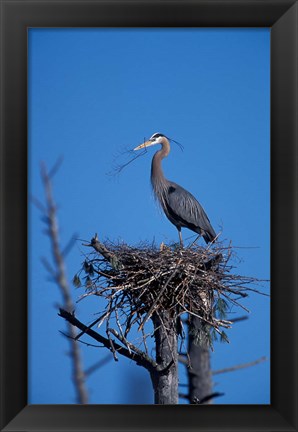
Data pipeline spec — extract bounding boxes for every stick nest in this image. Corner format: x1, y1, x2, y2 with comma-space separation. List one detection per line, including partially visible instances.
73, 235, 264, 348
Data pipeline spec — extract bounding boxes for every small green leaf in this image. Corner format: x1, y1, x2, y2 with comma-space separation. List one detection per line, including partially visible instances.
215, 298, 229, 320
220, 330, 229, 344
83, 260, 89, 273
82, 260, 95, 276
72, 274, 81, 288
210, 327, 218, 343
88, 263, 94, 276
84, 275, 93, 289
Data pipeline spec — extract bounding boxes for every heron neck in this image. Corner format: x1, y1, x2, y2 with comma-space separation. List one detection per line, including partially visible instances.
150, 138, 170, 188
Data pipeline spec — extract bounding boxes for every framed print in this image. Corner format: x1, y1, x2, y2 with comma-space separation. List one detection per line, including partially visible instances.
1, 0, 297, 431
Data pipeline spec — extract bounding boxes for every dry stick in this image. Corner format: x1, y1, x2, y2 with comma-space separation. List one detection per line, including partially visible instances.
178, 302, 231, 336
60, 331, 104, 349
178, 354, 189, 366
179, 353, 266, 378
40, 163, 89, 404
108, 328, 149, 361
114, 307, 132, 354
141, 326, 149, 356
75, 311, 110, 340
59, 308, 158, 372
105, 300, 119, 362
107, 331, 119, 362
212, 356, 267, 375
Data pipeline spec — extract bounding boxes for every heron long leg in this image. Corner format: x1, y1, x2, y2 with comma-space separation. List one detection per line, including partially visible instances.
178, 229, 183, 248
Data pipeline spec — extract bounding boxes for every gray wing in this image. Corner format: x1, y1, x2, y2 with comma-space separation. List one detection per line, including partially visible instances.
165, 182, 216, 240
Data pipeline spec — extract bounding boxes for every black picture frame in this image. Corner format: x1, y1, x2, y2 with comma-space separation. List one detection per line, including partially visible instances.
1, 0, 297, 430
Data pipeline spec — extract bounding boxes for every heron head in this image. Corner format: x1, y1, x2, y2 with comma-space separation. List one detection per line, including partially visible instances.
134, 132, 166, 151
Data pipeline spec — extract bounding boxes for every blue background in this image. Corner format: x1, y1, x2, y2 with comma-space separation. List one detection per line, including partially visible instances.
28, 28, 270, 404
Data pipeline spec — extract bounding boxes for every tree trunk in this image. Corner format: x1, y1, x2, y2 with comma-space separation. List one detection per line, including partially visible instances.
150, 311, 178, 404
188, 316, 212, 404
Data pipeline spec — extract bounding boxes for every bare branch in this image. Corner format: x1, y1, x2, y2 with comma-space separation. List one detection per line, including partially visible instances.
212, 356, 267, 375
85, 234, 124, 270
84, 355, 112, 377
179, 392, 224, 404
62, 234, 78, 258
40, 163, 89, 404
58, 308, 158, 372
178, 354, 189, 366
229, 315, 249, 323
48, 155, 64, 179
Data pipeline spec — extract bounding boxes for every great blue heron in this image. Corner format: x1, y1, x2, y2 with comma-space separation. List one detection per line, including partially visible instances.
134, 132, 216, 247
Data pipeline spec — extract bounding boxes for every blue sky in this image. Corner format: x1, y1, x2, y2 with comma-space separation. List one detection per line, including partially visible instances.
28, 28, 270, 404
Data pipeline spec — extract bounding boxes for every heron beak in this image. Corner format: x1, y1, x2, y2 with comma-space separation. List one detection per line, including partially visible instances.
134, 140, 155, 151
